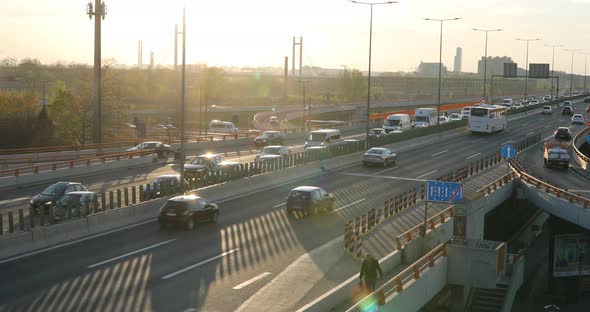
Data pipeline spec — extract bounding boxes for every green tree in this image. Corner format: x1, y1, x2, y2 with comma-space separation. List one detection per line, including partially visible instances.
47, 82, 91, 145
0, 91, 40, 148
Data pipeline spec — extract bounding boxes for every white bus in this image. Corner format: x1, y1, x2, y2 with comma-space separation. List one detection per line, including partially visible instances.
468, 105, 508, 133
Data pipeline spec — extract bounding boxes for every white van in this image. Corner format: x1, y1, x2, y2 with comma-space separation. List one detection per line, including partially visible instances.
461, 106, 472, 119
412, 108, 438, 128
304, 129, 341, 149
208, 120, 238, 133
382, 114, 411, 133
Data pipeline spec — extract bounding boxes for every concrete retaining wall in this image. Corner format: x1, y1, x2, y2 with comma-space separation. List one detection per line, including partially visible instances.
382, 257, 448, 312
0, 155, 157, 189
403, 220, 453, 264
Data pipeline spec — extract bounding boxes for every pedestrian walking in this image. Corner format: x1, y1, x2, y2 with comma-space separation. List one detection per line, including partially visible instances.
359, 253, 383, 292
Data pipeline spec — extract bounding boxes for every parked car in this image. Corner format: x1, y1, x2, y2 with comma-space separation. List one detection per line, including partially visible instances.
562, 106, 574, 115
286, 186, 335, 215
542, 106, 553, 115
183, 154, 225, 175
362, 147, 397, 167
554, 127, 573, 140
255, 145, 290, 160
126, 141, 171, 157
572, 114, 585, 125
31, 181, 88, 214
158, 195, 219, 230
143, 174, 190, 200
448, 113, 462, 122
53, 191, 96, 221
253, 131, 286, 147
368, 128, 387, 138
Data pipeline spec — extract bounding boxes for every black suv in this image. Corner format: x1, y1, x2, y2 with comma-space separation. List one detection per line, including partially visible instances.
554, 127, 573, 141
253, 131, 286, 147
31, 182, 88, 214
158, 195, 219, 230
286, 186, 335, 215
561, 106, 573, 115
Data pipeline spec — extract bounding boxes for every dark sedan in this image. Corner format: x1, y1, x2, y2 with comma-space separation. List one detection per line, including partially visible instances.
30, 181, 88, 214
143, 174, 190, 200
158, 195, 219, 230
286, 186, 335, 215
362, 147, 397, 167
53, 191, 96, 221
561, 106, 573, 115
253, 131, 285, 147
554, 127, 573, 141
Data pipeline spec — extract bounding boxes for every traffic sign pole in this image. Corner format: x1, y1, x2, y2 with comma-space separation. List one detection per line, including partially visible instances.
423, 181, 428, 237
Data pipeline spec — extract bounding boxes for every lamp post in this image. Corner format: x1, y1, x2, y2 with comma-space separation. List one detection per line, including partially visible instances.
179, 4, 187, 192
349, 0, 396, 145
580, 52, 590, 94
297, 80, 310, 130
424, 17, 462, 124
564, 49, 582, 98
545, 44, 564, 100
515, 38, 541, 101
473, 28, 503, 102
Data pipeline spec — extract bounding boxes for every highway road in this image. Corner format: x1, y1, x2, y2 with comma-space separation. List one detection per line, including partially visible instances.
0, 98, 586, 311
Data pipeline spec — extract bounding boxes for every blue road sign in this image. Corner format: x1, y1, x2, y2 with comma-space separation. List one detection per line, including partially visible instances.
587, 135, 590, 145
427, 181, 464, 203
502, 144, 516, 159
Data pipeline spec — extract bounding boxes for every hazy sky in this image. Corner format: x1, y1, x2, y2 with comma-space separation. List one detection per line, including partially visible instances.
1, 0, 590, 74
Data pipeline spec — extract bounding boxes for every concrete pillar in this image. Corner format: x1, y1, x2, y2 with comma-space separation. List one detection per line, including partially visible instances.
453, 192, 485, 241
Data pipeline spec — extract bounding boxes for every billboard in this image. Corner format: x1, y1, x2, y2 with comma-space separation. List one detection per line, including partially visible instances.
529, 63, 550, 78
503, 63, 517, 77
553, 234, 590, 277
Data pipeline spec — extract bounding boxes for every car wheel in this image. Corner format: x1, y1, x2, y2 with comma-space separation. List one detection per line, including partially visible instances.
210, 211, 219, 223
185, 217, 195, 231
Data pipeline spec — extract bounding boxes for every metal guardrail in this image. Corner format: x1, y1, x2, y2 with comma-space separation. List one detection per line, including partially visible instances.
344, 243, 448, 312
572, 127, 590, 164
396, 206, 454, 250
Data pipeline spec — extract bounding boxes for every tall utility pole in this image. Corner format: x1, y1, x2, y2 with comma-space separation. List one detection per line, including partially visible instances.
516, 38, 541, 101
425, 17, 462, 124
473, 28, 503, 101
292, 37, 303, 76
284, 56, 288, 105
179, 5, 187, 191
545, 44, 564, 100
138, 40, 143, 68
87, 0, 107, 144
349, 0, 396, 145
174, 24, 178, 70
565, 49, 582, 98
581, 52, 590, 93
298, 80, 310, 130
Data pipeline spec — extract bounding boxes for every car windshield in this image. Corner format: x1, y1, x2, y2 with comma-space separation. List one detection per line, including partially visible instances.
152, 177, 174, 185
262, 147, 281, 154
413, 116, 428, 122
502, 100, 511, 104
41, 184, 66, 196
308, 133, 326, 141
470, 108, 489, 117
367, 148, 384, 154
259, 132, 274, 138
450, 114, 460, 118
385, 119, 400, 126
557, 128, 568, 132
370, 129, 383, 134
289, 190, 310, 200
192, 157, 212, 165
543, 106, 551, 109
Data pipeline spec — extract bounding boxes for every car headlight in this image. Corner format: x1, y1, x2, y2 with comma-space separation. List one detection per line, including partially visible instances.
45, 201, 53, 206
320, 142, 325, 146
30, 200, 34, 205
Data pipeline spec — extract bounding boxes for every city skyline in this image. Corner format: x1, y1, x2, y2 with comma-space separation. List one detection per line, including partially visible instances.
1, 0, 590, 74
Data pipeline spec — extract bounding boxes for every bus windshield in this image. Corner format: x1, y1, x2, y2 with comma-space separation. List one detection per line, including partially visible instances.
470, 108, 489, 117
413, 116, 428, 122
385, 119, 401, 126
307, 133, 326, 141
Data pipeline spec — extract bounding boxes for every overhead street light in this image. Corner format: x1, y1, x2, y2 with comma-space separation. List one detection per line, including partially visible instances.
564, 48, 582, 98
545, 44, 564, 100
424, 17, 462, 124
297, 80, 310, 130
473, 28, 503, 102
348, 0, 397, 146
579, 52, 590, 94
515, 38, 541, 101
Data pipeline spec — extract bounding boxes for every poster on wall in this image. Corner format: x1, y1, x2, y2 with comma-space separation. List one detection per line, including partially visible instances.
553, 234, 590, 277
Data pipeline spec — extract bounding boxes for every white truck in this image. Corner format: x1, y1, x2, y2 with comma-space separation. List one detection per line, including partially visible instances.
543, 142, 570, 168
411, 108, 438, 128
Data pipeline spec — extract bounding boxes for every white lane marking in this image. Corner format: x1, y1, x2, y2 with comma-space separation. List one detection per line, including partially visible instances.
471, 139, 482, 143
543, 125, 550, 128
162, 248, 239, 280
0, 219, 156, 265
232, 272, 272, 290
373, 166, 399, 175
272, 202, 286, 208
431, 150, 449, 157
331, 198, 366, 213
526, 131, 535, 136
501, 140, 513, 145
522, 123, 529, 127
88, 239, 176, 268
466, 152, 481, 160
415, 170, 438, 179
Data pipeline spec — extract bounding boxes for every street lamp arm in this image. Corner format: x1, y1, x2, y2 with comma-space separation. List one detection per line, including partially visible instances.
424, 17, 461, 21
349, 0, 397, 5
473, 28, 503, 32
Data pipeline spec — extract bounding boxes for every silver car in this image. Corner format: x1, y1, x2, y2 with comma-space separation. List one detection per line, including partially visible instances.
362, 147, 397, 167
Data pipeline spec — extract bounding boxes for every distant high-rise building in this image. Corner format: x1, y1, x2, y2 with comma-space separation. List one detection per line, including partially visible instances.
478, 56, 515, 77
416, 62, 448, 77
454, 47, 462, 73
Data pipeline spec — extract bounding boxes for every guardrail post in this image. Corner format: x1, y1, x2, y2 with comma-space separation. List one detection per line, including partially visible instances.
29, 207, 35, 228
109, 191, 114, 210
131, 186, 137, 205
84, 201, 90, 216
116, 189, 122, 208
124, 187, 129, 207
0, 214, 3, 235
18, 209, 24, 231
101, 193, 107, 211
140, 185, 145, 202
8, 211, 14, 233
74, 201, 81, 219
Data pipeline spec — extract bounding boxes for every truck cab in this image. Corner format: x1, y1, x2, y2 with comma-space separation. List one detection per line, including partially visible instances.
543, 142, 570, 169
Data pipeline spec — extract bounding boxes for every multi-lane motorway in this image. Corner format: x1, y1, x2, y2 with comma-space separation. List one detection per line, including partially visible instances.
0, 99, 587, 311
